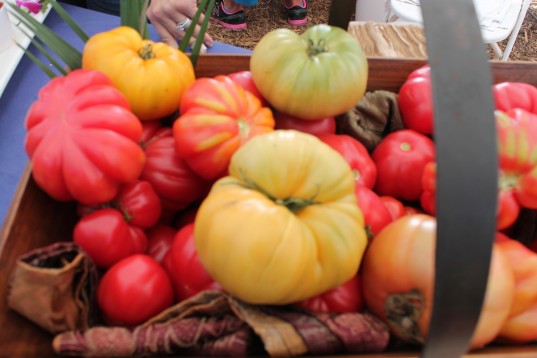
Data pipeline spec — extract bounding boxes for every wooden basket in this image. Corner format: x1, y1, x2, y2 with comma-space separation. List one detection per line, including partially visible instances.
2, 55, 537, 357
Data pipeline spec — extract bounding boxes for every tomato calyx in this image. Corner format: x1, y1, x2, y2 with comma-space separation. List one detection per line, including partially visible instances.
307, 38, 328, 57
385, 289, 426, 345
138, 43, 155, 60
499, 172, 522, 191
239, 171, 320, 214
399, 142, 412, 152
237, 118, 251, 137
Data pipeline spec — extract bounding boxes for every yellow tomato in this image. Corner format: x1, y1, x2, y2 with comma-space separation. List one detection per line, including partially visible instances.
82, 26, 195, 121
194, 130, 368, 305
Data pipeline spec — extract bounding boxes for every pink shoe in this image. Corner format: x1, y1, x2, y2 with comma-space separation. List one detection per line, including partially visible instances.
212, 0, 247, 30
285, 0, 307, 26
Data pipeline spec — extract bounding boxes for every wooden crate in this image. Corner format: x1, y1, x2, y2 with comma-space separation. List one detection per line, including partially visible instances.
2, 55, 537, 357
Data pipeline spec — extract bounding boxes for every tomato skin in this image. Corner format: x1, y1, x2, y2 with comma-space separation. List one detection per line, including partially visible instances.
274, 111, 336, 137
397, 66, 434, 135
165, 223, 221, 301
355, 185, 393, 241
251, 25, 368, 119
493, 82, 537, 114
146, 225, 177, 264
296, 275, 364, 313
228, 70, 267, 105
380, 196, 406, 221
24, 69, 145, 205
140, 128, 212, 211
318, 134, 377, 189
114, 180, 162, 229
362, 215, 515, 350
174, 75, 275, 180
97, 254, 174, 327
372, 129, 435, 201
73, 208, 148, 268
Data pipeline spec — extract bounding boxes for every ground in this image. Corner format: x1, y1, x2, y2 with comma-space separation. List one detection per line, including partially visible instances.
208, 0, 537, 61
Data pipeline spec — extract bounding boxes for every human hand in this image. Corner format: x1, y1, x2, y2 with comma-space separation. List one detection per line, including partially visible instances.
146, 0, 214, 50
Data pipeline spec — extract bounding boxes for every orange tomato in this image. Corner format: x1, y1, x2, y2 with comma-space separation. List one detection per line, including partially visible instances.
361, 214, 515, 350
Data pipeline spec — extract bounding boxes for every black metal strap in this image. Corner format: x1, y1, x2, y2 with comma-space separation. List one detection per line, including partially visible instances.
326, 0, 498, 356
420, 1, 498, 357
328, 0, 355, 29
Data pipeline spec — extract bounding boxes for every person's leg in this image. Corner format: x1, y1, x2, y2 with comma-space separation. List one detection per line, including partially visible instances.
212, 0, 247, 30
283, 0, 307, 26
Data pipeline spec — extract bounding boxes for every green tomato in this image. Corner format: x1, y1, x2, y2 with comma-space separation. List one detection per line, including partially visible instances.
250, 24, 368, 120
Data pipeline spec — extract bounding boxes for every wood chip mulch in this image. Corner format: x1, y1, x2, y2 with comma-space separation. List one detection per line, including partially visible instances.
208, 0, 537, 62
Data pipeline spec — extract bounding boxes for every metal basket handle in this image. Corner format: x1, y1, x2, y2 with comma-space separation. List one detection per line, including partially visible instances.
329, 1, 498, 357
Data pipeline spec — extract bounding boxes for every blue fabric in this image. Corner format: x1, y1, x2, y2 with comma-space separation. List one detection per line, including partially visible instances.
86, 0, 120, 16
234, 0, 259, 6
0, 3, 251, 226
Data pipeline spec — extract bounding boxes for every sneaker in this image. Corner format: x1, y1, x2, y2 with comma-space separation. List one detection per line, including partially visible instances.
285, 0, 307, 26
212, 0, 247, 30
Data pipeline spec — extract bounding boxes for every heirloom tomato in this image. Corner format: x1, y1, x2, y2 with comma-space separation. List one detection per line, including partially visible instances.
165, 223, 220, 301
296, 275, 364, 313
496, 238, 537, 343
82, 26, 195, 121
141, 128, 212, 211
195, 130, 367, 305
73, 208, 148, 268
362, 215, 515, 350
173, 75, 275, 180
24, 69, 145, 205
493, 82, 537, 114
372, 129, 435, 201
250, 24, 368, 119
379, 196, 406, 221
274, 111, 336, 136
318, 134, 376, 189
97, 254, 174, 327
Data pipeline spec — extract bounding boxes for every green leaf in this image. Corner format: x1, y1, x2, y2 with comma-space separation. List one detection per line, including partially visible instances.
180, 0, 209, 53
120, 0, 149, 39
8, 3, 82, 70
49, 0, 89, 42
16, 43, 57, 79
18, 27, 68, 75
190, 0, 215, 67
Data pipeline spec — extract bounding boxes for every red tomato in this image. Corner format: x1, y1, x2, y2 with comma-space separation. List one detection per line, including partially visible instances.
146, 225, 177, 263
420, 161, 436, 215
296, 275, 364, 313
274, 111, 336, 137
141, 128, 212, 211
73, 208, 148, 268
372, 129, 435, 201
404, 206, 424, 215
397, 66, 434, 135
355, 185, 393, 241
24, 69, 145, 205
380, 196, 406, 221
493, 82, 537, 114
165, 223, 221, 301
97, 254, 174, 327
228, 70, 267, 105
318, 134, 377, 189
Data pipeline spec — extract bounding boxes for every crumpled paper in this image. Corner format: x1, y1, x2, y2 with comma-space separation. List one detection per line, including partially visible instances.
336, 90, 405, 153
7, 242, 99, 334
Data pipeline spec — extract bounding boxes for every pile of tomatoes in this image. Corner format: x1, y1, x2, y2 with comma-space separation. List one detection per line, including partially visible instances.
21, 21, 537, 351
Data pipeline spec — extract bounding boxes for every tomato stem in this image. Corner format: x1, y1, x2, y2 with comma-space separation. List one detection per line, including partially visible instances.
385, 289, 426, 345
138, 43, 155, 60
307, 38, 328, 57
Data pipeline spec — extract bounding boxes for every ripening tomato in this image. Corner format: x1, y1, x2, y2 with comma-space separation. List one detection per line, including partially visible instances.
97, 254, 174, 327
380, 196, 406, 221
251, 24, 368, 119
228, 70, 267, 105
362, 215, 515, 350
